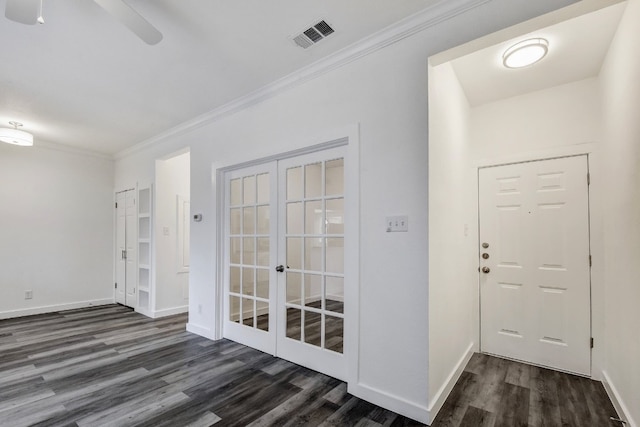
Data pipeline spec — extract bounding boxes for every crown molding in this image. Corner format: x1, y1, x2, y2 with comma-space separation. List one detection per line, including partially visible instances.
2, 139, 114, 160
114, 0, 490, 160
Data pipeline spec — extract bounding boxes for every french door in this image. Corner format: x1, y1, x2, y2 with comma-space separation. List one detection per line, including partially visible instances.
479, 155, 591, 375
223, 146, 347, 380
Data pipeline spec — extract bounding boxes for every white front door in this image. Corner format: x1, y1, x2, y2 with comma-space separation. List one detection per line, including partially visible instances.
115, 189, 137, 308
479, 155, 591, 375
222, 145, 347, 380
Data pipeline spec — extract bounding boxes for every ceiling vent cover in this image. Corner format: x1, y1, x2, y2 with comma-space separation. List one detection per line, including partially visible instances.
292, 20, 335, 49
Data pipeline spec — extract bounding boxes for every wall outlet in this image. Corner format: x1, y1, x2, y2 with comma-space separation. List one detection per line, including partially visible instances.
24, 290, 33, 300
386, 215, 408, 232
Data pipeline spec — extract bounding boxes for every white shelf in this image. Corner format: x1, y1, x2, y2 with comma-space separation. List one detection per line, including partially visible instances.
137, 185, 153, 313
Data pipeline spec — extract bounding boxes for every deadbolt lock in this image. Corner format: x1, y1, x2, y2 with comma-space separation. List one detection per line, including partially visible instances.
482, 253, 489, 259
482, 242, 489, 248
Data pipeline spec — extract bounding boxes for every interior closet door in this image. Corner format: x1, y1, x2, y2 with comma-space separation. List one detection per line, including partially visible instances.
479, 155, 591, 375
115, 189, 137, 308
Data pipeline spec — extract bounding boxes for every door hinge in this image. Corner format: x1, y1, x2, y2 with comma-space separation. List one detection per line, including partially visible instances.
589, 255, 592, 267
115, 282, 118, 289
587, 173, 591, 185
591, 337, 594, 348
115, 202, 118, 208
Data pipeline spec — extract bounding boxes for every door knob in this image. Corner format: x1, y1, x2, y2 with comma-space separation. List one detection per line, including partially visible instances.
482, 253, 489, 259
482, 266, 490, 274
275, 265, 285, 273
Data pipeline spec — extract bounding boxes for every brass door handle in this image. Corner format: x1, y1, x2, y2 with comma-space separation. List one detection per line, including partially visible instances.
482, 266, 490, 274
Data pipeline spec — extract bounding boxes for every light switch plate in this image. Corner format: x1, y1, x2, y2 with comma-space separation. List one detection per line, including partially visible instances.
386, 215, 408, 232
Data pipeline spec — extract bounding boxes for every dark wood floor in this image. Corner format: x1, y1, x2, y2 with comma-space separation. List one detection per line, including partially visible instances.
431, 352, 621, 427
0, 305, 620, 426
0, 304, 420, 426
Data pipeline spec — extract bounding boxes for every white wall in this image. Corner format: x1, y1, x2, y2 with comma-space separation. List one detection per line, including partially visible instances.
114, 0, 579, 422
0, 143, 114, 318
427, 61, 476, 413
154, 151, 190, 316
599, 0, 640, 424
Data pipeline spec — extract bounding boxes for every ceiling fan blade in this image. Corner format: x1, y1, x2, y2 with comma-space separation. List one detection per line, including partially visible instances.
5, 0, 39, 25
93, 0, 163, 45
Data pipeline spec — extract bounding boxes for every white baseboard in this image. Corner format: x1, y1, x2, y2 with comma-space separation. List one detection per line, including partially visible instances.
151, 305, 189, 318
348, 382, 430, 424
427, 342, 475, 421
602, 370, 637, 427
186, 322, 217, 340
0, 298, 115, 319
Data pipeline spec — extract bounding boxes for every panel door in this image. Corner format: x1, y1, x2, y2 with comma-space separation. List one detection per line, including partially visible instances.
276, 146, 346, 381
479, 155, 591, 375
125, 191, 137, 307
115, 192, 127, 305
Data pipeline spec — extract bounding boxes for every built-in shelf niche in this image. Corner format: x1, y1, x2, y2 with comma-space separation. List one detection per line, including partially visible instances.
137, 185, 153, 315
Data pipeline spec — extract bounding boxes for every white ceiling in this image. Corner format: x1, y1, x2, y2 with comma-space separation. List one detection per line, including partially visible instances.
450, 2, 625, 107
0, 0, 439, 155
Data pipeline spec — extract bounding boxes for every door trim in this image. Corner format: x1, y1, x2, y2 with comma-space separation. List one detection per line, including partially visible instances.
476, 154, 593, 375
212, 125, 360, 385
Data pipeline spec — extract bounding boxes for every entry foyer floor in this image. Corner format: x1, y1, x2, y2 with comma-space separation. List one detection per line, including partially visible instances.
0, 305, 620, 426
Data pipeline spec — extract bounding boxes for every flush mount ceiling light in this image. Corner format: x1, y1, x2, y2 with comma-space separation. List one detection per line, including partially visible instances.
502, 38, 549, 69
0, 121, 34, 146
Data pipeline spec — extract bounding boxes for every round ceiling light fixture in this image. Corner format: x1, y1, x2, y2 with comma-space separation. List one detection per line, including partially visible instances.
502, 38, 549, 69
0, 121, 34, 146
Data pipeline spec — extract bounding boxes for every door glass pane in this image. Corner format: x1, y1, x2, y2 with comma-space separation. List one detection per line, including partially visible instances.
305, 200, 322, 234
304, 311, 321, 347
256, 237, 269, 267
230, 238, 241, 264
243, 175, 255, 204
287, 202, 303, 234
326, 238, 344, 274
305, 237, 323, 271
243, 207, 255, 234
230, 296, 240, 323
243, 237, 254, 264
304, 274, 322, 309
230, 208, 242, 234
256, 206, 270, 234
242, 298, 254, 327
287, 167, 303, 200
325, 159, 344, 196
286, 272, 302, 304
325, 315, 343, 353
257, 173, 270, 204
287, 237, 302, 270
325, 276, 344, 314
256, 300, 269, 331
326, 198, 344, 234
230, 179, 242, 206
230, 267, 241, 294
256, 269, 269, 299
242, 267, 254, 296
305, 163, 322, 198
287, 308, 301, 340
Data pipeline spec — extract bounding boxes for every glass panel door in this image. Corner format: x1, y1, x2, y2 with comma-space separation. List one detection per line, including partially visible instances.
223, 162, 277, 355
277, 146, 347, 380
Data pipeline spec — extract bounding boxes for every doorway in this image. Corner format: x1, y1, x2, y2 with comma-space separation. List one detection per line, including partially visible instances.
115, 188, 137, 307
478, 155, 591, 375
222, 145, 347, 380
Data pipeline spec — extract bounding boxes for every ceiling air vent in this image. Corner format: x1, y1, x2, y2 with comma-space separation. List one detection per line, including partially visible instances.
292, 20, 335, 49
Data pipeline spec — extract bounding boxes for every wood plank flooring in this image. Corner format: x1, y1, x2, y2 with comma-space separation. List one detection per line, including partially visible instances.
0, 305, 620, 426
431, 352, 621, 427
0, 304, 419, 427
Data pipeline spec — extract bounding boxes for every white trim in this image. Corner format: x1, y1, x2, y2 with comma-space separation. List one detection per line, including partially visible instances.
602, 370, 637, 427
186, 322, 218, 341
472, 142, 599, 169
0, 299, 115, 320
114, 0, 489, 160
427, 342, 475, 419
151, 305, 189, 318
348, 382, 430, 424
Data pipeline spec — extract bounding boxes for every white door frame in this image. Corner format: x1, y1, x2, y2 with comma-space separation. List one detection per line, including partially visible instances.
213, 126, 360, 385
476, 153, 593, 375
